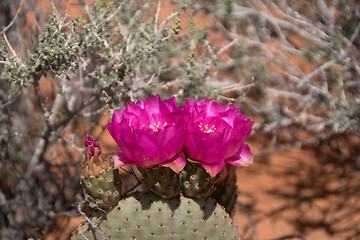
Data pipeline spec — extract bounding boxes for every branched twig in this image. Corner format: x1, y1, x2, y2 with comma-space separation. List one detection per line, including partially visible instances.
2, 33, 17, 57
0, 0, 25, 34
0, 89, 21, 109
104, 0, 128, 23
52, 97, 96, 130
77, 199, 107, 240
154, 0, 161, 33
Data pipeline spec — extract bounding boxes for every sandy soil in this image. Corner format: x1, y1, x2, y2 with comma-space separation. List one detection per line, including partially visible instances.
235, 137, 360, 240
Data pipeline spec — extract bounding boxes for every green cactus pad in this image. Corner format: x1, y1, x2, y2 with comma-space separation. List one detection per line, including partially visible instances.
138, 166, 181, 198
180, 161, 220, 199
81, 169, 121, 209
211, 175, 237, 215
72, 191, 241, 240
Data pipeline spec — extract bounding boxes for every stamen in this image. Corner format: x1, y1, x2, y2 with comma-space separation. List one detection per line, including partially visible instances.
149, 121, 168, 132
198, 123, 216, 133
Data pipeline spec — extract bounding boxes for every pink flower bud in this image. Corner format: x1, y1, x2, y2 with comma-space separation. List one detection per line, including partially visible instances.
84, 135, 102, 161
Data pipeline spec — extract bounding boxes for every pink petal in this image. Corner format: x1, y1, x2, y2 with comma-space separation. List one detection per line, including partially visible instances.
206, 99, 226, 116
111, 109, 124, 124
227, 144, 253, 166
185, 131, 223, 164
112, 152, 135, 169
84, 135, 102, 160
160, 154, 186, 173
200, 159, 225, 178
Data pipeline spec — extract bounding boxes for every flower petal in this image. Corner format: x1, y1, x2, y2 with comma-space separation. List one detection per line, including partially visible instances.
112, 152, 134, 169
84, 135, 102, 160
106, 95, 187, 168
160, 154, 186, 173
200, 159, 225, 178
226, 144, 253, 166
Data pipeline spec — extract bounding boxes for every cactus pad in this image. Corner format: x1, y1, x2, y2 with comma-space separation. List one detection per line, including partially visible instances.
211, 166, 238, 215
81, 169, 121, 209
180, 161, 220, 199
72, 191, 241, 240
138, 166, 181, 198
211, 175, 237, 215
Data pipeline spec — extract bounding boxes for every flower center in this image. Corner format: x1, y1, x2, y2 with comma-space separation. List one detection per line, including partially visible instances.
198, 123, 216, 133
149, 121, 168, 132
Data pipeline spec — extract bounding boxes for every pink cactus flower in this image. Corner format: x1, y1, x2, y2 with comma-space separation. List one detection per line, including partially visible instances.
182, 98, 254, 177
106, 95, 187, 173
84, 135, 102, 161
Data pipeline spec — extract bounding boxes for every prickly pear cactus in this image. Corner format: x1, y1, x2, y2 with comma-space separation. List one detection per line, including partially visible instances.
211, 175, 237, 215
180, 160, 220, 199
138, 166, 181, 198
211, 166, 238, 215
72, 94, 255, 240
81, 148, 121, 209
81, 169, 121, 209
72, 191, 241, 240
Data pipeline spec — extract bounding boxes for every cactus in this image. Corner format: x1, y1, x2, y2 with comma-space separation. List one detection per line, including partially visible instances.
138, 161, 223, 199
211, 166, 238, 215
81, 148, 121, 209
72, 190, 241, 240
180, 160, 221, 199
138, 166, 181, 198
72, 95, 254, 239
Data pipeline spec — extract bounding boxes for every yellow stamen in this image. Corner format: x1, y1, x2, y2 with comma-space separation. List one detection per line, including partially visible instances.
198, 123, 216, 133
149, 121, 168, 132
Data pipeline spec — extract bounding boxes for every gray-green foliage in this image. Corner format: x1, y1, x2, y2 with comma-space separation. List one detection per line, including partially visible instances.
1, 0, 217, 107
72, 191, 240, 240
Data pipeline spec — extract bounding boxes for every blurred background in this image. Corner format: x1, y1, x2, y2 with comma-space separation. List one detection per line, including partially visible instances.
0, 0, 359, 239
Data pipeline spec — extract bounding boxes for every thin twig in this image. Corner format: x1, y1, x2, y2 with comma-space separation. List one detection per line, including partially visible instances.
0, 90, 21, 109
348, 21, 360, 48
298, 58, 340, 87
104, 0, 127, 23
154, 0, 161, 33
77, 199, 107, 240
0, 0, 25, 34
217, 37, 239, 56
2, 33, 17, 57
160, 7, 182, 27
